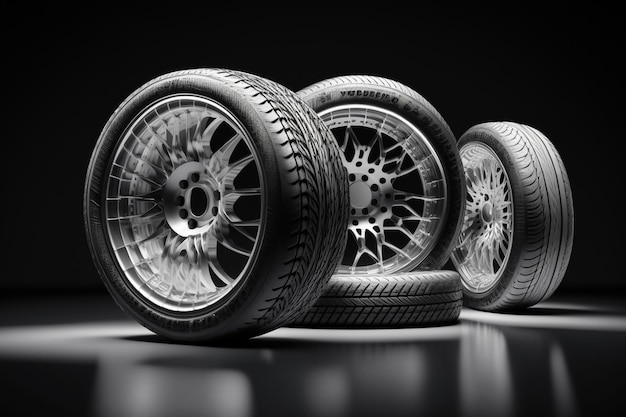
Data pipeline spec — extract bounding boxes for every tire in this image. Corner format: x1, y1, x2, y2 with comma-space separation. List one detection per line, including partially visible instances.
298, 75, 465, 274
450, 121, 574, 311
83, 68, 349, 342
289, 271, 463, 328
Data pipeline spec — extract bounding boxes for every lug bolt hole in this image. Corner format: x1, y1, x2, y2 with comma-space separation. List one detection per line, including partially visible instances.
368, 218, 375, 224
371, 184, 379, 192
372, 199, 378, 206
351, 208, 356, 215
188, 219, 197, 229
349, 174, 356, 182
352, 220, 359, 226
175, 196, 185, 206
361, 175, 368, 181
356, 161, 362, 167
190, 172, 200, 183
212, 206, 218, 216
180, 249, 187, 257
362, 208, 369, 215
373, 226, 381, 233
179, 209, 188, 219
179, 180, 189, 189
368, 168, 375, 174
381, 207, 388, 213
380, 178, 386, 184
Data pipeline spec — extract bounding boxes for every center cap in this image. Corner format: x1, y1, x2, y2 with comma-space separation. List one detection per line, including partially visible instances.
350, 181, 372, 209
164, 161, 219, 237
481, 201, 494, 223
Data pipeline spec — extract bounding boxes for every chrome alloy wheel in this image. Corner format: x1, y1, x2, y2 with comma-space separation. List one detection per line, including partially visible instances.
319, 105, 448, 274
104, 95, 263, 312
451, 142, 514, 293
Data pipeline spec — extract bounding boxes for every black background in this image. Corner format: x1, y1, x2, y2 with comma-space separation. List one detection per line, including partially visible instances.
7, 5, 622, 293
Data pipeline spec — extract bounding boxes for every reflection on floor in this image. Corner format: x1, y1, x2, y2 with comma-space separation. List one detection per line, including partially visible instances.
0, 292, 624, 417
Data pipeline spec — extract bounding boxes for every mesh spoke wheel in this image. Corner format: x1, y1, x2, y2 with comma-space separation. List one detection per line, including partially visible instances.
105, 95, 263, 311
320, 105, 447, 274
451, 143, 513, 293
298, 76, 465, 274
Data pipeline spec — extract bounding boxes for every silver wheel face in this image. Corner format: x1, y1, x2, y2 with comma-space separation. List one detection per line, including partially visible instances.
451, 142, 514, 293
105, 95, 264, 312
319, 105, 447, 274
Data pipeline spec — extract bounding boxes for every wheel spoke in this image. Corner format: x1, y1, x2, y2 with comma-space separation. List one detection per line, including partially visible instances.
394, 192, 444, 203
143, 122, 182, 169
202, 230, 235, 286
217, 133, 245, 164
196, 117, 224, 161
222, 154, 254, 183
391, 201, 438, 222
381, 240, 411, 260
124, 151, 170, 184
210, 215, 254, 256
221, 187, 261, 211
394, 160, 420, 177
111, 162, 164, 188
380, 136, 407, 158
350, 228, 379, 269
112, 219, 169, 250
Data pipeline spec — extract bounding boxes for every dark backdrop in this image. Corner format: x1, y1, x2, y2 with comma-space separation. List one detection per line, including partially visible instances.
7, 6, 622, 293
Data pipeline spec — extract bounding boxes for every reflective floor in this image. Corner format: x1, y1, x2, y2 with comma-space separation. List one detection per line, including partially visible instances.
1, 292, 624, 417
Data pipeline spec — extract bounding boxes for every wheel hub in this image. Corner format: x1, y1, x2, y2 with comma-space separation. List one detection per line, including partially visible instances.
347, 164, 394, 230
349, 181, 372, 209
481, 201, 494, 223
164, 161, 220, 237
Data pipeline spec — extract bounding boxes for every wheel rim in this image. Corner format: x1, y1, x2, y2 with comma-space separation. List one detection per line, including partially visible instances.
319, 105, 447, 274
451, 142, 514, 293
104, 95, 264, 312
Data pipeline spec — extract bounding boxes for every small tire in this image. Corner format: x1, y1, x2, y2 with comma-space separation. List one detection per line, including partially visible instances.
84, 68, 349, 342
298, 75, 465, 274
451, 121, 574, 311
289, 271, 463, 328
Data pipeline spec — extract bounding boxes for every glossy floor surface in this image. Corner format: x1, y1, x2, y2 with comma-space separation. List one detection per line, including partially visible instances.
1, 292, 624, 417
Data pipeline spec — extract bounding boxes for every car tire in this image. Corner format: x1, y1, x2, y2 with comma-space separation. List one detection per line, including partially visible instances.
451, 121, 574, 311
84, 68, 350, 342
289, 271, 463, 328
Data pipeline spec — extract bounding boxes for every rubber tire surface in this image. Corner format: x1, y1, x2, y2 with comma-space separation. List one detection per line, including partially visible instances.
84, 68, 349, 342
298, 75, 465, 271
455, 122, 574, 311
289, 271, 463, 328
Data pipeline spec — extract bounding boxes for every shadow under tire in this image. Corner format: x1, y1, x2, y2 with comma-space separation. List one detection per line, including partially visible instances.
289, 271, 463, 328
83, 68, 349, 342
451, 121, 574, 311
